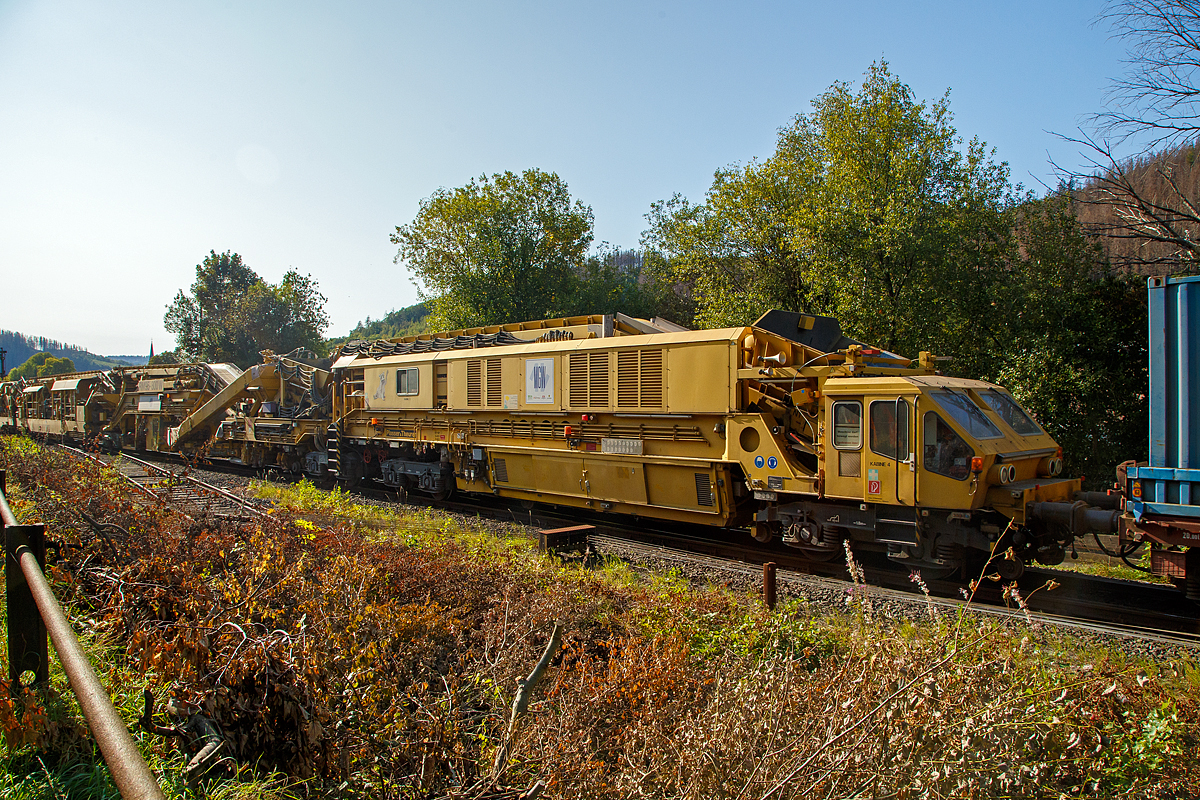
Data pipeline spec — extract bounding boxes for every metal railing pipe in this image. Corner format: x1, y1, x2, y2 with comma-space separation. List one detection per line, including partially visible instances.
2, 470, 165, 799
0, 488, 16, 526
13, 542, 166, 799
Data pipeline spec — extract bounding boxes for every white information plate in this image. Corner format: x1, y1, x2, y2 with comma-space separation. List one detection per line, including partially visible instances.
525, 358, 554, 404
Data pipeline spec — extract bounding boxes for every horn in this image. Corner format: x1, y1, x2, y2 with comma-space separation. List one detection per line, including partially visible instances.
760, 353, 787, 366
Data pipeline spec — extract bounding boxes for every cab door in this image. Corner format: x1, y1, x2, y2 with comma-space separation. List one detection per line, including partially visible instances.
864, 397, 914, 506
867, 396, 918, 544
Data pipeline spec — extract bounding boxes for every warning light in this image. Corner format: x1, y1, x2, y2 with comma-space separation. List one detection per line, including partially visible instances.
970, 457, 984, 473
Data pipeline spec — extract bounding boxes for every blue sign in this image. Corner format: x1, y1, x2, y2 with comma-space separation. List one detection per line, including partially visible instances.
754, 455, 765, 469
767, 456, 778, 469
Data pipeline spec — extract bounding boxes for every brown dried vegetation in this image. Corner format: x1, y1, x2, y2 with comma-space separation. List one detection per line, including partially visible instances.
1, 437, 1199, 798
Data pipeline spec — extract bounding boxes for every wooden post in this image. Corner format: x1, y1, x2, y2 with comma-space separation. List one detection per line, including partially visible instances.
763, 561, 777, 610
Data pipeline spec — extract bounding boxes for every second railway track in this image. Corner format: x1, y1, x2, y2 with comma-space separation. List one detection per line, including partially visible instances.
62, 445, 264, 521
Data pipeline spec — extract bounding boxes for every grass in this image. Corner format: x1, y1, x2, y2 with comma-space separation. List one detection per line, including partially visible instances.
1053, 546, 1172, 584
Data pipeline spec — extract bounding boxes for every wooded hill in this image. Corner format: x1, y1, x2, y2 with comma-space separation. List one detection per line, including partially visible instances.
1074, 140, 1200, 274
0, 330, 135, 375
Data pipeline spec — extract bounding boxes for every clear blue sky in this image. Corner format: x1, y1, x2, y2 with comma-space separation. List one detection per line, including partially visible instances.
0, 1, 1130, 355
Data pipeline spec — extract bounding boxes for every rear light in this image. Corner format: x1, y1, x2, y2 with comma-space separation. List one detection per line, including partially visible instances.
1037, 455, 1064, 477
971, 456, 984, 473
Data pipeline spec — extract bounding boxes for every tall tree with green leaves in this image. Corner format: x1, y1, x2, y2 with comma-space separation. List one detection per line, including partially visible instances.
165, 250, 330, 366
391, 169, 595, 331
9, 353, 75, 380
644, 61, 1012, 359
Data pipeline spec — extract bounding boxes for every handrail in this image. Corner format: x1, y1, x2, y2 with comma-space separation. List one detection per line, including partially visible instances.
2, 470, 166, 799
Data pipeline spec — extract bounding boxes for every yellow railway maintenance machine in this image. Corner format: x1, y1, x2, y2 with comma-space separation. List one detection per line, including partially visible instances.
168, 349, 334, 475
93, 363, 242, 453
329, 311, 1118, 577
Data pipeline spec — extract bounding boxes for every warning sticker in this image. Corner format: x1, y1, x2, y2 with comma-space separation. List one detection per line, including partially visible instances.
867, 468, 881, 496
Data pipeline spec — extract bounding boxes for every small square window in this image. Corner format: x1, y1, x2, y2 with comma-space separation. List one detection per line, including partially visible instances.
396, 367, 419, 396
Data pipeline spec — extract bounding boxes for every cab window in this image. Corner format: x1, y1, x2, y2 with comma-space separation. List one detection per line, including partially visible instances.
870, 399, 909, 460
832, 401, 862, 449
923, 412, 974, 481
979, 389, 1042, 436
929, 390, 1003, 439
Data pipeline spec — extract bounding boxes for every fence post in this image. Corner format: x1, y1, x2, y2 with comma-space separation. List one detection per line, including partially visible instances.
763, 561, 777, 610
6, 523, 48, 688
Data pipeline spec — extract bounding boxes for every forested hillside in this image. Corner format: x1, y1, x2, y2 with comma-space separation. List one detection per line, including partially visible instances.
0, 330, 132, 375
1073, 141, 1200, 274
329, 301, 430, 346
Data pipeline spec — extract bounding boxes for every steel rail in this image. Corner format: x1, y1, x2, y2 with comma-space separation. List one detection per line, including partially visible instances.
1, 477, 166, 799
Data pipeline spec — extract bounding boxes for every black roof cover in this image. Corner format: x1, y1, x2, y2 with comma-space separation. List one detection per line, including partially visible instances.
752, 310, 870, 354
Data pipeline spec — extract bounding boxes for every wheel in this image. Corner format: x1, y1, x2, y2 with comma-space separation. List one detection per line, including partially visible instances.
752, 523, 774, 543
994, 554, 1025, 581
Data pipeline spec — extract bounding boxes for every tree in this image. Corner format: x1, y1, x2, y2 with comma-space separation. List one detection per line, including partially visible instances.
1093, 0, 1200, 150
10, 353, 75, 380
643, 61, 1013, 358
392, 170, 595, 331
1056, 2, 1200, 273
643, 156, 802, 328
147, 351, 180, 366
989, 195, 1148, 485
165, 251, 330, 367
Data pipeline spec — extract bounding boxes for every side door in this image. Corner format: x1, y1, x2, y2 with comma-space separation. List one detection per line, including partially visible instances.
864, 396, 915, 506
867, 396, 919, 545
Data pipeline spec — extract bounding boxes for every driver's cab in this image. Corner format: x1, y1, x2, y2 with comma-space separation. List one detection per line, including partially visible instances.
822, 376, 1063, 511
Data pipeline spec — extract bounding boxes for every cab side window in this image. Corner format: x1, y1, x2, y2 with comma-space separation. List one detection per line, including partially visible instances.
870, 400, 909, 460
396, 367, 419, 396
832, 401, 862, 449
833, 400, 863, 478
923, 412, 973, 480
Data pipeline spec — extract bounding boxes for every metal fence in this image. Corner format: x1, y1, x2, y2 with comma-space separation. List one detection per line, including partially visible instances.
2, 468, 166, 799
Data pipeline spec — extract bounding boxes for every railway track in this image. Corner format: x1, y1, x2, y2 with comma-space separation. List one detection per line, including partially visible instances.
418, 493, 1200, 647
60, 445, 265, 520
54, 444, 1200, 647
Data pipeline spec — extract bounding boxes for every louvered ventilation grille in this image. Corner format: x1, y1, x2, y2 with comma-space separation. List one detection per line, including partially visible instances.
486, 358, 501, 407
467, 361, 482, 407
569, 353, 588, 407
588, 352, 609, 407
616, 349, 663, 408
640, 350, 663, 407
695, 473, 715, 507
839, 451, 861, 477
616, 351, 638, 407
493, 458, 508, 483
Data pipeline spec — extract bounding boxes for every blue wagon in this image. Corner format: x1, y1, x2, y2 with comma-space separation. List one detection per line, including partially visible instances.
1122, 274, 1200, 600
